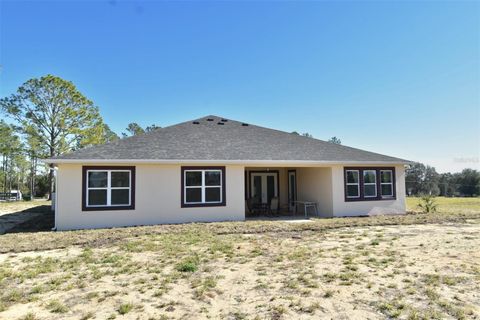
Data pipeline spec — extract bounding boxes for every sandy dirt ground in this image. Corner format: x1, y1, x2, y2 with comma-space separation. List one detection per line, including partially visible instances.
0, 222, 479, 320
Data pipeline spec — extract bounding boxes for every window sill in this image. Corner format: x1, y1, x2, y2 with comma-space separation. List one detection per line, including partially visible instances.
82, 205, 135, 211
345, 197, 397, 202
181, 202, 226, 208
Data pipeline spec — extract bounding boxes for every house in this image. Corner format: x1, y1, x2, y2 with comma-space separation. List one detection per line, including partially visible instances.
45, 115, 410, 231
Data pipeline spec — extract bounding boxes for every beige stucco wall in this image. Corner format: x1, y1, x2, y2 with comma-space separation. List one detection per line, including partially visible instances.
330, 165, 406, 216
56, 164, 245, 230
296, 167, 334, 217
55, 162, 406, 230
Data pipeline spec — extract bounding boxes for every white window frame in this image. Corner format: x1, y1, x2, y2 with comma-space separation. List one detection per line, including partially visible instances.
184, 169, 222, 204
345, 170, 360, 199
380, 170, 394, 197
363, 170, 377, 198
86, 170, 131, 207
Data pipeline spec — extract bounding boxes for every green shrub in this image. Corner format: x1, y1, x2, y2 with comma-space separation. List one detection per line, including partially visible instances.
117, 303, 134, 315
176, 256, 199, 272
417, 195, 438, 213
176, 261, 197, 272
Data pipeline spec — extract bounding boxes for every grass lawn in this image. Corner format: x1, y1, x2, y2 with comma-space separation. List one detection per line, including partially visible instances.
406, 196, 480, 215
0, 197, 479, 319
0, 200, 51, 216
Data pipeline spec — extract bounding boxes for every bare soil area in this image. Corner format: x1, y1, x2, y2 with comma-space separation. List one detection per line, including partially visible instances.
1, 222, 479, 320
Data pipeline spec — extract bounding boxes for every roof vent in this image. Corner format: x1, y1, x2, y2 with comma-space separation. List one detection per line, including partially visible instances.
221, 119, 228, 122
241, 123, 249, 126
217, 122, 224, 125
192, 121, 200, 124
206, 118, 214, 121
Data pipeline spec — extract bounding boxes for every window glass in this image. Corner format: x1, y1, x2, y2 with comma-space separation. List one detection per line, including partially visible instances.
111, 172, 130, 187
205, 187, 221, 202
205, 171, 221, 186
364, 184, 377, 197
185, 188, 202, 203
85, 168, 133, 209
347, 185, 359, 197
88, 189, 107, 206
346, 170, 360, 198
381, 184, 393, 196
88, 172, 107, 188
186, 172, 202, 186
111, 189, 129, 205
381, 171, 392, 183
363, 171, 376, 184
346, 171, 359, 183
345, 168, 395, 201
380, 170, 394, 197
183, 168, 225, 206
253, 176, 262, 201
363, 170, 377, 197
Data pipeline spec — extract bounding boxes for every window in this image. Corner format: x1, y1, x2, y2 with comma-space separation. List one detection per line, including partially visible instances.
363, 170, 377, 198
380, 170, 394, 197
345, 170, 360, 198
82, 166, 135, 211
181, 167, 226, 207
344, 167, 396, 201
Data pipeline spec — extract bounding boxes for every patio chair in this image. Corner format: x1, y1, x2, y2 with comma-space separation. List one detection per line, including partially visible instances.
269, 197, 279, 216
246, 198, 260, 216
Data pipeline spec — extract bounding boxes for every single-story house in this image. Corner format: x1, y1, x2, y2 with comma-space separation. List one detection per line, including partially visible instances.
45, 115, 410, 231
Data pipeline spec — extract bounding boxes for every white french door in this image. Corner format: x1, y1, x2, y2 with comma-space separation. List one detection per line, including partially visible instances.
250, 172, 278, 204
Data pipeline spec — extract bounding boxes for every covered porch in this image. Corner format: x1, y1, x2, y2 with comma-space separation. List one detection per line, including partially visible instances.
244, 166, 334, 219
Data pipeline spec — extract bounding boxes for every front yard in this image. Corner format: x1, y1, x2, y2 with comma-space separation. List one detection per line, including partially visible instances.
0, 197, 479, 319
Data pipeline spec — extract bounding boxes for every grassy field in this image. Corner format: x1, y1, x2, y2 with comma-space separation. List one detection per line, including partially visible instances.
406, 196, 480, 215
0, 200, 51, 216
0, 197, 479, 319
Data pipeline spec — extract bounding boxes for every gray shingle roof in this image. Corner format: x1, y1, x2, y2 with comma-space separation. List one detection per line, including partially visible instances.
49, 115, 409, 163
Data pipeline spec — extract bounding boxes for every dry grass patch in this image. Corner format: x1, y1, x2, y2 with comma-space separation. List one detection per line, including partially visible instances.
0, 198, 479, 318
0, 223, 478, 318
0, 201, 50, 216
1, 197, 479, 253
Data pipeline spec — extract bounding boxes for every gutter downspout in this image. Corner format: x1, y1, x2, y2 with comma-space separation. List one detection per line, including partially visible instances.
50, 166, 58, 231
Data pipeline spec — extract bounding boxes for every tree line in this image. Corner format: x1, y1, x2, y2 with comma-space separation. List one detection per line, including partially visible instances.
0, 75, 158, 199
1, 75, 478, 200
406, 162, 480, 197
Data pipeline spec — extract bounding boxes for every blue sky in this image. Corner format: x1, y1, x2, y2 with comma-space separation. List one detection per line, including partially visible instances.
1, 0, 479, 173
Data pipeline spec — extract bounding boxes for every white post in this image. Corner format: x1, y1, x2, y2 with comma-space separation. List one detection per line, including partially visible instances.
50, 167, 58, 230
